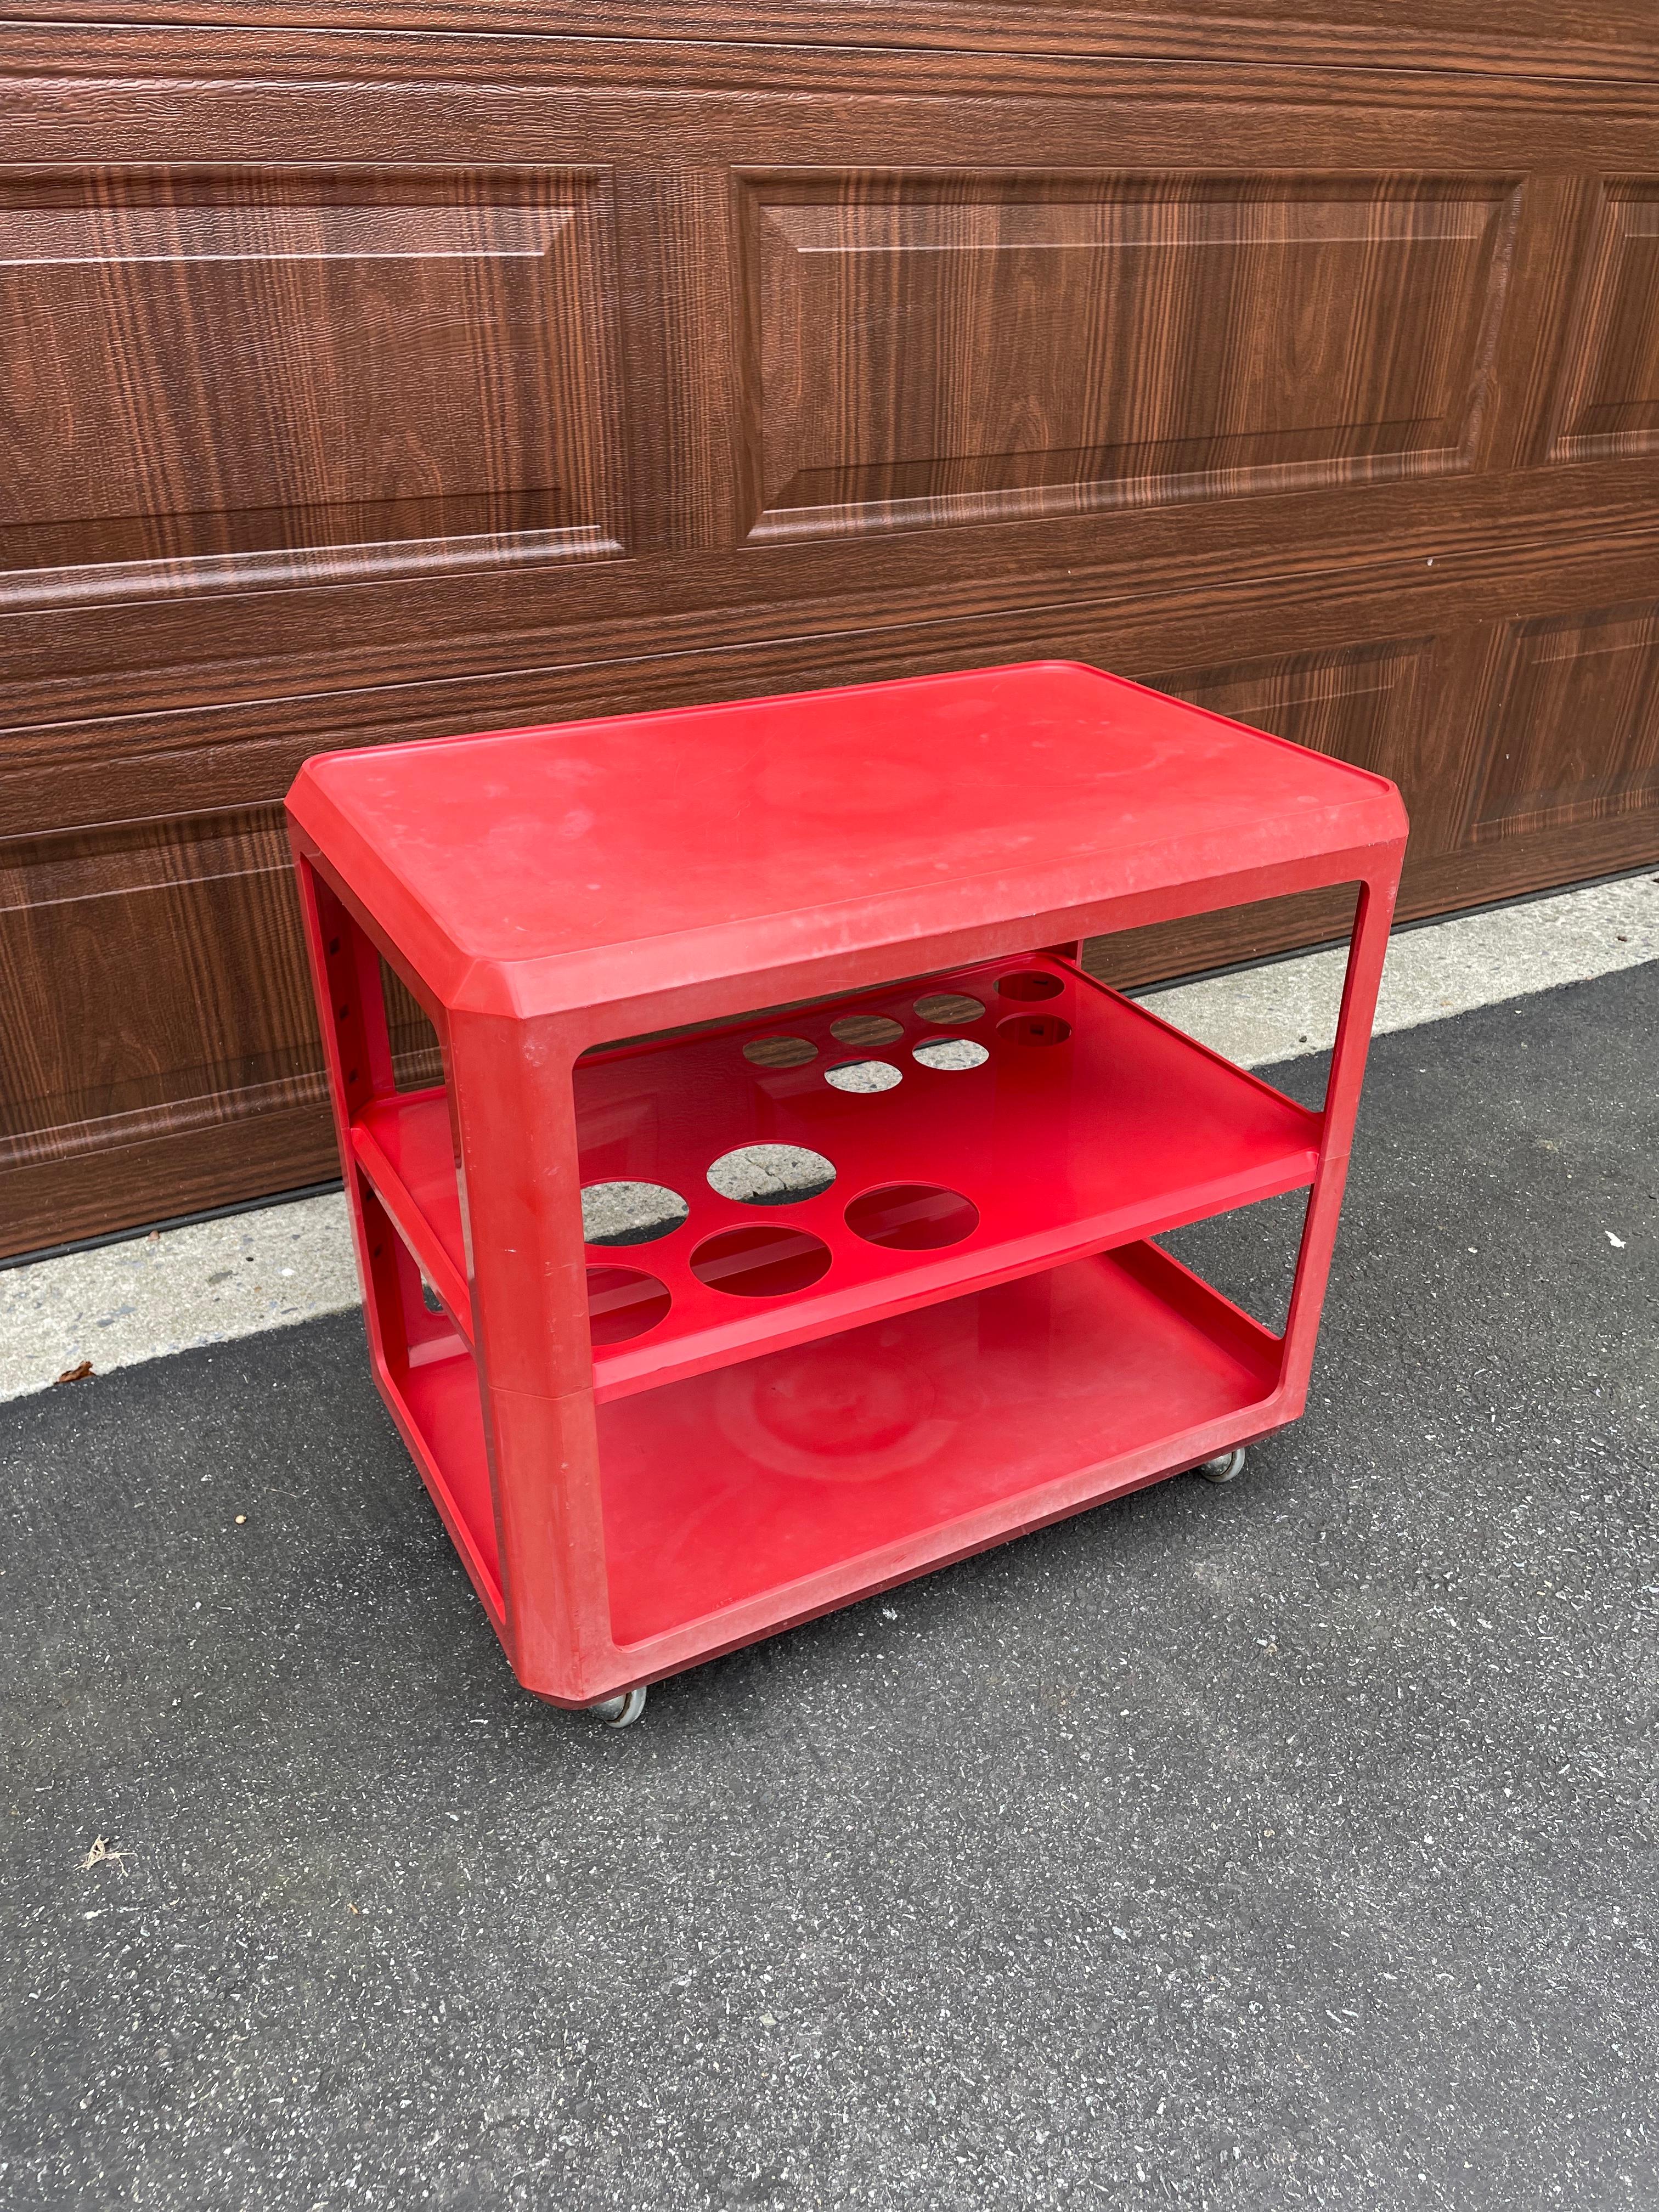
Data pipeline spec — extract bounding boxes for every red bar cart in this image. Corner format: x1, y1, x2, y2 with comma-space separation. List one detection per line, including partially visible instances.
285, 662, 1406, 1725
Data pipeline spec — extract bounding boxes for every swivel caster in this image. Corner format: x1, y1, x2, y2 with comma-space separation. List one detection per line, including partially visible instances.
1197, 1447, 1247, 1485
589, 1685, 648, 1729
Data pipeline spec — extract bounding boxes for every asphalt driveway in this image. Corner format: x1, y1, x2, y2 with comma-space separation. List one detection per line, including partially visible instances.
2, 964, 1655, 2210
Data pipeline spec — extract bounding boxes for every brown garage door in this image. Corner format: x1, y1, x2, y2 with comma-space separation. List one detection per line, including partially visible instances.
3, 4, 1657, 1259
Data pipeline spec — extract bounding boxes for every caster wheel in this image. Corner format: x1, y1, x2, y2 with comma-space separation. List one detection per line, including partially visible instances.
1197, 1447, 1247, 1485
589, 1685, 648, 1729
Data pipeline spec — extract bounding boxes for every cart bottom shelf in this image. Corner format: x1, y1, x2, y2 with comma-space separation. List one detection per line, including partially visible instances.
599, 1239, 1282, 1648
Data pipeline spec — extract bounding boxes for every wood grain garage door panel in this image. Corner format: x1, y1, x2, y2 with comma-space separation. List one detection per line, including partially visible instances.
1144, 639, 1430, 783
0, 811, 319, 1168
0, 167, 623, 605
0, 24, 1655, 1256
743, 173, 1516, 541
1547, 181, 1659, 465
1470, 605, 1659, 843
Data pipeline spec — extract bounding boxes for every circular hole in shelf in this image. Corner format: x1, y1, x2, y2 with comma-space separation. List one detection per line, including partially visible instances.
743, 1034, 817, 1070
707, 1144, 836, 1205
586, 1265, 672, 1344
996, 969, 1065, 1001
690, 1223, 832, 1299
829, 1012, 905, 1049
997, 1012, 1073, 1048
581, 1180, 690, 1248
825, 1059, 902, 1094
912, 1036, 990, 1073
913, 991, 985, 1026
845, 1182, 980, 1252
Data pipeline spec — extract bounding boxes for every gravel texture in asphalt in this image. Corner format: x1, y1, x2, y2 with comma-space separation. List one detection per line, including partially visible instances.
1, 964, 1655, 2210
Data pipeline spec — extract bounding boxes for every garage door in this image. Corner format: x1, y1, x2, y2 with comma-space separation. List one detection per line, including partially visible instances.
2, 2, 1656, 1255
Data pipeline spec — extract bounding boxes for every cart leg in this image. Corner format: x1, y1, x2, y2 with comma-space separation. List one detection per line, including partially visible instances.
1197, 1447, 1247, 1485
588, 1687, 649, 1728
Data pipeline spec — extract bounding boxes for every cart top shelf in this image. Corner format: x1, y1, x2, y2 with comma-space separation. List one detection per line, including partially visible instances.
287, 660, 1406, 1017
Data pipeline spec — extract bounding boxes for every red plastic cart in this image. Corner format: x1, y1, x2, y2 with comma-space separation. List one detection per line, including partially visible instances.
286, 662, 1406, 1725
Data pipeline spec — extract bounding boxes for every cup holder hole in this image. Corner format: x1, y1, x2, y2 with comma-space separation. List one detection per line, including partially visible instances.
914, 991, 985, 1025
912, 1037, 989, 1071
845, 1183, 979, 1252
825, 1060, 902, 1093
690, 1225, 832, 1298
997, 1013, 1072, 1047
586, 1266, 672, 1344
743, 1035, 817, 1070
997, 971, 1064, 1001
707, 1144, 836, 1205
582, 1181, 690, 1247
830, 1014, 905, 1048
